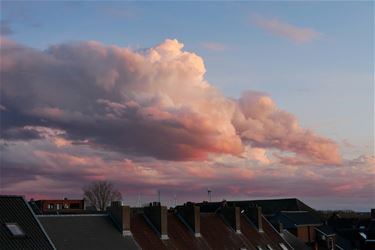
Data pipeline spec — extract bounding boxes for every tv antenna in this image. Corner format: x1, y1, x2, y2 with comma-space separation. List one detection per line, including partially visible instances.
207, 189, 212, 202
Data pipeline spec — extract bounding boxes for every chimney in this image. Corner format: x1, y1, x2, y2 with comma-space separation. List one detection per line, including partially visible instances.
221, 206, 241, 234
278, 222, 284, 233
245, 206, 263, 232
177, 203, 201, 237
109, 201, 131, 236
326, 235, 336, 250
144, 203, 169, 239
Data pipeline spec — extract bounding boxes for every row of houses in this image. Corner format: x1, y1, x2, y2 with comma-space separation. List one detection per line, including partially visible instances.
1, 195, 374, 250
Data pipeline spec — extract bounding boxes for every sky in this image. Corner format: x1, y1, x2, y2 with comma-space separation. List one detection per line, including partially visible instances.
0, 1, 374, 211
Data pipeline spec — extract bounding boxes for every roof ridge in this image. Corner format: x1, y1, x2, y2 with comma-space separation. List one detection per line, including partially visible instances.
0, 194, 25, 198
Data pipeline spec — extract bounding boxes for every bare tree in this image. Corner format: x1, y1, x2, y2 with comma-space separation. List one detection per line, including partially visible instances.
83, 181, 122, 211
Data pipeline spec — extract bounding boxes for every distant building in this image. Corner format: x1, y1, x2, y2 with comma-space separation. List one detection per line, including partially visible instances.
31, 198, 85, 214
359, 218, 375, 249
272, 211, 322, 244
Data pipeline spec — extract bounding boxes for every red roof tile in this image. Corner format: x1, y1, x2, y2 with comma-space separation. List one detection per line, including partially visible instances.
130, 213, 166, 250
200, 213, 255, 250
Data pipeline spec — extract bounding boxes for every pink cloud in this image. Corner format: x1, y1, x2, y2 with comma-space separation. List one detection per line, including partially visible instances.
234, 91, 341, 165
1, 139, 372, 209
1, 39, 339, 165
252, 15, 320, 43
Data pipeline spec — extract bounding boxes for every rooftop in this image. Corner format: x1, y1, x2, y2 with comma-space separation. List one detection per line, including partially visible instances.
197, 198, 315, 215
0, 195, 55, 250
276, 211, 322, 227
38, 214, 139, 250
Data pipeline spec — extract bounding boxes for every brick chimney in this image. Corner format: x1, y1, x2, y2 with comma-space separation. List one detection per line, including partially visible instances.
109, 201, 131, 236
144, 203, 169, 239
326, 235, 336, 250
245, 206, 263, 232
177, 203, 201, 237
221, 206, 241, 234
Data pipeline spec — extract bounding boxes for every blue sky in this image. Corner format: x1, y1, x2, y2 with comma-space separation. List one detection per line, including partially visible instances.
1, 1, 374, 210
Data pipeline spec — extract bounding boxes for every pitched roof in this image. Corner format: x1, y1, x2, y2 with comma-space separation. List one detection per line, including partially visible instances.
315, 225, 335, 235
130, 212, 166, 250
0, 195, 55, 250
38, 214, 139, 250
199, 213, 255, 250
131, 211, 254, 250
261, 215, 293, 249
198, 198, 315, 215
281, 230, 311, 250
315, 225, 354, 250
130, 210, 293, 250
240, 214, 290, 249
275, 211, 322, 228
164, 213, 211, 250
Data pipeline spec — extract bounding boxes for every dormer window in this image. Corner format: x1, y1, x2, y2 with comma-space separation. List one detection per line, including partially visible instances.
5, 223, 25, 237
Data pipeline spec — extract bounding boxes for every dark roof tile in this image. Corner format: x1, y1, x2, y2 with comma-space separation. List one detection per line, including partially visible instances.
281, 230, 311, 250
39, 215, 139, 250
275, 211, 322, 228
0, 195, 55, 250
130, 212, 166, 250
197, 198, 315, 216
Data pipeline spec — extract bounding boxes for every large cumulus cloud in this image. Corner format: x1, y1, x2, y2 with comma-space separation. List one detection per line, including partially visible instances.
1, 38, 341, 165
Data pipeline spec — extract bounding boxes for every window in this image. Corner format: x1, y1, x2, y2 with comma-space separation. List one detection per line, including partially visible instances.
47, 204, 54, 209
279, 243, 289, 250
64, 203, 69, 209
5, 223, 25, 237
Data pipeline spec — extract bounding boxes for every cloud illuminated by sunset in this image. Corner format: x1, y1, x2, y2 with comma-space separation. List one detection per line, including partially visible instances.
1, 38, 340, 165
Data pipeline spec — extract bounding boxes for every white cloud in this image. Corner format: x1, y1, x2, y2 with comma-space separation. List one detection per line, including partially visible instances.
252, 14, 320, 43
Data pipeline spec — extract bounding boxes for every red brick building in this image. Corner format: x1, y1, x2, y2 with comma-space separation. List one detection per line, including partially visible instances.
34, 198, 84, 214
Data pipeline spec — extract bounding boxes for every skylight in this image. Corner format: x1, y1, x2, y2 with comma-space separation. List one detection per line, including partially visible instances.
359, 232, 367, 239
267, 244, 274, 250
279, 243, 289, 250
5, 223, 25, 237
